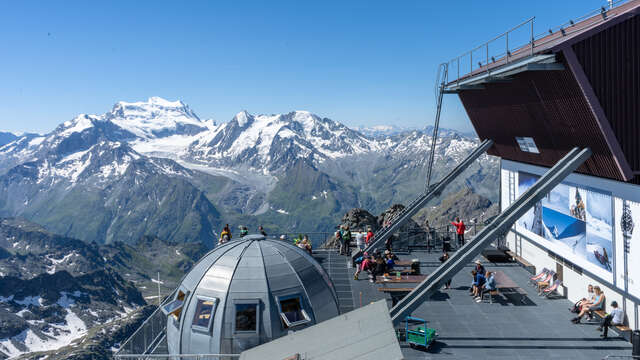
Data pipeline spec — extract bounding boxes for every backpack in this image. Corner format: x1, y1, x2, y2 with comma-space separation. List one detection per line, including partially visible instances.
570, 301, 581, 313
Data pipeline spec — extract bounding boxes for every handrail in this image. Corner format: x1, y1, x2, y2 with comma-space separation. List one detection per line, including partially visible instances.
115, 289, 177, 356
448, 0, 632, 83
114, 355, 241, 359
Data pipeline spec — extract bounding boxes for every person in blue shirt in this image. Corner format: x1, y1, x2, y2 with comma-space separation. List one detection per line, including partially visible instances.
477, 271, 496, 302
471, 270, 486, 298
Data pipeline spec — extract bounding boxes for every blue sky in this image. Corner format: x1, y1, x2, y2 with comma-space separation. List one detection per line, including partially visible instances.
0, 0, 609, 134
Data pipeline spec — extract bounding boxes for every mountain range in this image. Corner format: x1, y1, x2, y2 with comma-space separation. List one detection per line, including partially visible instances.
0, 97, 498, 247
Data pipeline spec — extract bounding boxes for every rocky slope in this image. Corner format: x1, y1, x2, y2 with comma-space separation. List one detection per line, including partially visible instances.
0, 218, 208, 359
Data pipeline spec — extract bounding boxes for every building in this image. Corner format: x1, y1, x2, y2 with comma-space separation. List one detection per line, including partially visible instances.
445, 0, 640, 330
161, 234, 340, 355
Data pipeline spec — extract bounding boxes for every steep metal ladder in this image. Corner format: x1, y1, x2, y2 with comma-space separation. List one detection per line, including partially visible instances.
425, 63, 449, 191
354, 138, 494, 260
389, 147, 592, 325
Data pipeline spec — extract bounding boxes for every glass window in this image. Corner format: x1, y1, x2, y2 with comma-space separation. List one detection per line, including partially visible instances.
235, 303, 257, 332
278, 295, 310, 328
192, 298, 217, 330
515, 137, 540, 154
162, 290, 186, 320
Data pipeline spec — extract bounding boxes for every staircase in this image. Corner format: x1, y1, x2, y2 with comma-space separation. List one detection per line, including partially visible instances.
313, 249, 355, 314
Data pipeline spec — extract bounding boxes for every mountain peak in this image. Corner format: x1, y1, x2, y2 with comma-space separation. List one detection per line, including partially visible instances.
233, 110, 252, 127
106, 97, 206, 139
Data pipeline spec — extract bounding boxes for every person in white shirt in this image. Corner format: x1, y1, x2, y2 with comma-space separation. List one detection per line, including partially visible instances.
598, 301, 624, 338
356, 232, 365, 250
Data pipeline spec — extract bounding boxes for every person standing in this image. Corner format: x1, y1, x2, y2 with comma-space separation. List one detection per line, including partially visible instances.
336, 230, 345, 255
439, 251, 451, 289
451, 217, 466, 247
365, 228, 374, 247
342, 226, 352, 255
356, 231, 364, 250
425, 220, 432, 252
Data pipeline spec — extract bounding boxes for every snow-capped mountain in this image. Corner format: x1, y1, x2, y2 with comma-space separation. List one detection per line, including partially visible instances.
186, 110, 379, 172
0, 96, 496, 242
0, 132, 20, 147
354, 124, 416, 138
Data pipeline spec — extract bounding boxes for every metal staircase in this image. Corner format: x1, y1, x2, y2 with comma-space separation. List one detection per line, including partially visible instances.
354, 138, 494, 260
389, 147, 592, 325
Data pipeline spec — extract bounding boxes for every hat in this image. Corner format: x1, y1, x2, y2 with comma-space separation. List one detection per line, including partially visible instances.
611, 301, 618, 307
474, 260, 482, 265
384, 250, 390, 255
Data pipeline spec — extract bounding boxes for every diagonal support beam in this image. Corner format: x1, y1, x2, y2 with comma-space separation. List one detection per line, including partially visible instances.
354, 139, 494, 261
389, 147, 592, 325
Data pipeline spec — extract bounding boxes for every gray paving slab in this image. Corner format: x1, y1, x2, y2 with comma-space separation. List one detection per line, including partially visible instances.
329, 249, 634, 360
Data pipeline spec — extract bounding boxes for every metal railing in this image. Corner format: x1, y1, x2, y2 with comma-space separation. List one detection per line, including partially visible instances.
114, 355, 240, 360
115, 290, 176, 356
448, 0, 632, 84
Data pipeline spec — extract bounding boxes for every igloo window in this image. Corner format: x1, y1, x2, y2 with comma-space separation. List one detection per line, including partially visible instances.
192, 297, 218, 331
162, 289, 187, 320
278, 295, 310, 328
234, 302, 258, 333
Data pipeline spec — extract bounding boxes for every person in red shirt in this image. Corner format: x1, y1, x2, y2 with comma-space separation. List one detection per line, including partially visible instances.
365, 228, 374, 246
451, 217, 466, 247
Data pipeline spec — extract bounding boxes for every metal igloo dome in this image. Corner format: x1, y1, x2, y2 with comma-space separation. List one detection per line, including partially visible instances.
163, 234, 340, 355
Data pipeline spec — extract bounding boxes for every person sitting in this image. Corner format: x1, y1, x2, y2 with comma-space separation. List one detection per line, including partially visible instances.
240, 225, 249, 238
371, 256, 387, 283
354, 253, 371, 280
572, 286, 605, 323
537, 273, 555, 293
470, 270, 485, 298
385, 253, 395, 271
571, 284, 594, 313
474, 260, 486, 276
477, 271, 496, 302
597, 301, 624, 338
301, 236, 312, 255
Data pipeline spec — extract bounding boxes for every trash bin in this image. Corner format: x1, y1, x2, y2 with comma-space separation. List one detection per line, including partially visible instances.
632, 330, 640, 356
411, 260, 421, 275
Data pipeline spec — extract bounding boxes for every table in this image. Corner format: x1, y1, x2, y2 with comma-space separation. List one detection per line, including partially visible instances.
493, 271, 527, 303
376, 274, 428, 284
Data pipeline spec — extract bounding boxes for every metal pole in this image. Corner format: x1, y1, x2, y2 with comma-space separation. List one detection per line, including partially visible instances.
486, 43, 489, 71
470, 51, 473, 73
157, 272, 161, 306
506, 32, 509, 64
530, 18, 535, 56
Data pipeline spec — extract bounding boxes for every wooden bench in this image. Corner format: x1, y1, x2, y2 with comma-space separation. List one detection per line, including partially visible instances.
593, 310, 632, 340
377, 287, 414, 293
505, 250, 536, 274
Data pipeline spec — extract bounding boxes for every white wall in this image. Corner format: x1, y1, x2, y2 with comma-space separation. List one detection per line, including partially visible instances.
501, 161, 640, 329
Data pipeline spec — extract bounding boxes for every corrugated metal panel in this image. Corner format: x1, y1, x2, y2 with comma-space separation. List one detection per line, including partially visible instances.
573, 15, 640, 184
459, 53, 625, 181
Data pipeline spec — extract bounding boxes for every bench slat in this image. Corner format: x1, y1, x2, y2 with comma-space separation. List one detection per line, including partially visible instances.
377, 287, 414, 293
